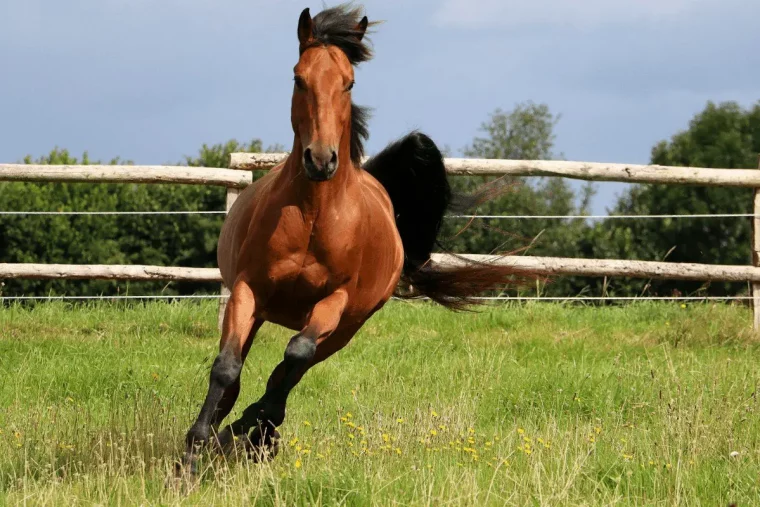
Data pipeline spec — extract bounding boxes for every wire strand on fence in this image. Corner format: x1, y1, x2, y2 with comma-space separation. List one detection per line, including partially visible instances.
447, 213, 759, 220
0, 294, 751, 301
0, 295, 223, 300
0, 211, 756, 219
0, 211, 227, 216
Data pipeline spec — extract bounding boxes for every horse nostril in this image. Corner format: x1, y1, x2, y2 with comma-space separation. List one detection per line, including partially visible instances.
329, 151, 337, 166
304, 148, 313, 165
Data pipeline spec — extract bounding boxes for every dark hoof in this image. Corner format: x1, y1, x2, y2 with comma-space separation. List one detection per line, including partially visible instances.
168, 454, 199, 494
175, 452, 199, 476
246, 425, 281, 462
214, 427, 235, 453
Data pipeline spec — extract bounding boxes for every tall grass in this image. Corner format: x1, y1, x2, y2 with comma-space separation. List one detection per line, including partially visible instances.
1, 300, 758, 505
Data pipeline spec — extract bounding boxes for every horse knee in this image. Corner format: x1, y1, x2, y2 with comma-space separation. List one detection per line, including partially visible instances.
210, 348, 242, 388
284, 334, 316, 366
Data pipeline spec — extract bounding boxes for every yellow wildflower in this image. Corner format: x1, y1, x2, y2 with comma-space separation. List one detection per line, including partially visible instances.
294, 459, 302, 469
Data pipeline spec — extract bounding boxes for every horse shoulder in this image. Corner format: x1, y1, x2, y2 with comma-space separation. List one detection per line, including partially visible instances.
218, 167, 282, 287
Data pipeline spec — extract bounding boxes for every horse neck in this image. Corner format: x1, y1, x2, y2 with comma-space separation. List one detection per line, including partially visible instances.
280, 135, 357, 215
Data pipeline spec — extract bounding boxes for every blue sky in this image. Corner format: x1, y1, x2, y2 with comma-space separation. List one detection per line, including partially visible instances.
2, 0, 758, 214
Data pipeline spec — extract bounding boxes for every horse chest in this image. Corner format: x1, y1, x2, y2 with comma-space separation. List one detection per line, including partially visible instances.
259, 222, 355, 295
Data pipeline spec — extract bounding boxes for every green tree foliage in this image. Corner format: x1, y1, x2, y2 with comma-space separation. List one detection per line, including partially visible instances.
439, 102, 595, 295
0, 140, 265, 297
580, 100, 760, 297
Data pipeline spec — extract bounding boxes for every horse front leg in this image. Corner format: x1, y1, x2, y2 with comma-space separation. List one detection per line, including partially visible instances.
217, 289, 353, 460
181, 278, 257, 472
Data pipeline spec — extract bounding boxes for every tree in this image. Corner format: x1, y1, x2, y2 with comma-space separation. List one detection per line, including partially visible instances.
581, 100, 760, 297
438, 101, 595, 296
0, 139, 271, 298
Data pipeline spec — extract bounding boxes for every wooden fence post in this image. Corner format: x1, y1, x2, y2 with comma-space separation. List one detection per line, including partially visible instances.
753, 155, 760, 331
218, 187, 240, 331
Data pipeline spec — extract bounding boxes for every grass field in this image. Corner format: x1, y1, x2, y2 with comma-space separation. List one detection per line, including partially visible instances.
1, 300, 759, 505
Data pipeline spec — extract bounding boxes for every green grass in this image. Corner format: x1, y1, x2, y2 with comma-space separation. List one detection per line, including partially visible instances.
1, 300, 759, 505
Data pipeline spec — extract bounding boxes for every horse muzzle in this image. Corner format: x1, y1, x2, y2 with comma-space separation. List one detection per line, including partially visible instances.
303, 145, 338, 181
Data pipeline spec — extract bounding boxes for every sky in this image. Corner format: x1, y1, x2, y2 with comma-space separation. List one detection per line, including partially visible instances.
1, 0, 759, 214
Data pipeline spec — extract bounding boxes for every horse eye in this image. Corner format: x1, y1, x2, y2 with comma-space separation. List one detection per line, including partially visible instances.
346, 80, 355, 92
294, 76, 306, 90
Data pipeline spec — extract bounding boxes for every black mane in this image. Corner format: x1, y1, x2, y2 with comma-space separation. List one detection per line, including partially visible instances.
307, 3, 375, 65
305, 3, 376, 165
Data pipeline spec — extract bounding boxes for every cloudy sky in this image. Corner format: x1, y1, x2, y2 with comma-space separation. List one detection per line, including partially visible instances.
2, 0, 758, 214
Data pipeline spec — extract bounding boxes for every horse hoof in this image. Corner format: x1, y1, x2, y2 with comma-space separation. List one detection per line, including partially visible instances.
214, 427, 235, 453
174, 453, 199, 477
246, 426, 281, 462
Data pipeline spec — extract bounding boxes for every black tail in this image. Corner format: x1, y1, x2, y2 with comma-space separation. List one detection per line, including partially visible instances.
363, 131, 543, 310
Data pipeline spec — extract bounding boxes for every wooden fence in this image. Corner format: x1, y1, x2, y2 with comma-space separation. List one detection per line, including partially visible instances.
2, 154, 760, 329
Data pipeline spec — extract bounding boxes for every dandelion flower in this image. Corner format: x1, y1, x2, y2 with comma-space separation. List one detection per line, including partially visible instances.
396, 418, 404, 424
294, 459, 302, 469
431, 410, 439, 418
517, 428, 525, 435
303, 420, 311, 427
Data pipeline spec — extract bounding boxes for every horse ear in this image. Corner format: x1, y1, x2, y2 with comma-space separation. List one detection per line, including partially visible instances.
355, 16, 369, 41
297, 8, 313, 48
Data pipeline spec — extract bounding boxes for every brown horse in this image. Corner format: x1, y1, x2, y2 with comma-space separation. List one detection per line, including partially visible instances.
182, 3, 537, 469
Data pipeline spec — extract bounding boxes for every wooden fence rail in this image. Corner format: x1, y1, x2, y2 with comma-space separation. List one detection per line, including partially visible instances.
3, 256, 760, 283
231, 153, 760, 188
0, 164, 252, 187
